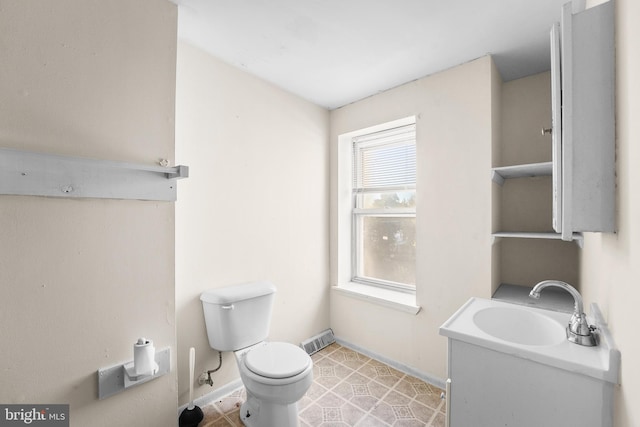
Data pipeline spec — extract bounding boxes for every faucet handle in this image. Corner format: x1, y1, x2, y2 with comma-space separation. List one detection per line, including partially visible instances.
566, 313, 598, 346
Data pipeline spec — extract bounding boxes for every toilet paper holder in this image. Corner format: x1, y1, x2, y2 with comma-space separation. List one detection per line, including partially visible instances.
97, 342, 170, 400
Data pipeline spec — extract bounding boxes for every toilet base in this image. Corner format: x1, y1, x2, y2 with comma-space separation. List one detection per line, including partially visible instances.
239, 393, 300, 427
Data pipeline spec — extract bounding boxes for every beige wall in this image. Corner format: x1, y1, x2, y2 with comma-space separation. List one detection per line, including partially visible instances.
175, 42, 330, 405
0, 0, 178, 426
329, 57, 496, 382
581, 0, 640, 426
4, 1, 636, 425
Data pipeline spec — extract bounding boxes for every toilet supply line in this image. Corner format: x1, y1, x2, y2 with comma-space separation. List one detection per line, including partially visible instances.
199, 351, 223, 387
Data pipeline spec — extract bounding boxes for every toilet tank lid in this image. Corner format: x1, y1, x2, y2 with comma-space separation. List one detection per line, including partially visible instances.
200, 281, 277, 305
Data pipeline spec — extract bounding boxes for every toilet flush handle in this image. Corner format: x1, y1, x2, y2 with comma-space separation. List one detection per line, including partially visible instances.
222, 304, 234, 310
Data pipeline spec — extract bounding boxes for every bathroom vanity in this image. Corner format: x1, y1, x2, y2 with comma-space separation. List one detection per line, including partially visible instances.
439, 298, 620, 427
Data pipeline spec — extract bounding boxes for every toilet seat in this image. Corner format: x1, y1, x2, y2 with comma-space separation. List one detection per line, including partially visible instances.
244, 342, 310, 379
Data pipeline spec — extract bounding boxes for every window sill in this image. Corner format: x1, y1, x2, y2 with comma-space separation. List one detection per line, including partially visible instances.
332, 283, 421, 315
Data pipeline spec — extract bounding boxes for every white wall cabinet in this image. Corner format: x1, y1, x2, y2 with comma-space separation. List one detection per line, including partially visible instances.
493, 0, 615, 243
553, 0, 615, 240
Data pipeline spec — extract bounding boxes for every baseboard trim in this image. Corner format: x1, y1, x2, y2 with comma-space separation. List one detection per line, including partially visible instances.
334, 337, 447, 390
177, 378, 243, 416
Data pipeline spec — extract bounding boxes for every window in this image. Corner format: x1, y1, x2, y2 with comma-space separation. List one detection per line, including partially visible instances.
351, 122, 416, 291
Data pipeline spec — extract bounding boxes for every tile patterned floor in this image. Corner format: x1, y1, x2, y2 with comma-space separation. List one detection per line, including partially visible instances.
199, 343, 446, 427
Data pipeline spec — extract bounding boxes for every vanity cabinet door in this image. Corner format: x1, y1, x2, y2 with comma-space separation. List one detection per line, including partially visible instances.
447, 339, 613, 427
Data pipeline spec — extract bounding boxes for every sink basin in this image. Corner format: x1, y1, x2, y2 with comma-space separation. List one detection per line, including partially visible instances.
440, 297, 620, 384
473, 306, 566, 346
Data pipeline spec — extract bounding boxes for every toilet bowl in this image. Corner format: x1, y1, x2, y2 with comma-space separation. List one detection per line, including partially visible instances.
235, 342, 313, 426
200, 281, 313, 427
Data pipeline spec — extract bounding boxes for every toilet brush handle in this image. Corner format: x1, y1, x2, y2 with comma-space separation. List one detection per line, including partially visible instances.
188, 347, 195, 408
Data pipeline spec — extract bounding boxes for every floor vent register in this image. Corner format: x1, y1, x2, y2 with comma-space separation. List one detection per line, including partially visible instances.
301, 329, 336, 355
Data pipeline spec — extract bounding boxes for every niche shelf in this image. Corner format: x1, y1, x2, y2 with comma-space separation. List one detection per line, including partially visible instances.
490, 163, 582, 246
491, 231, 583, 248
0, 147, 188, 201
491, 162, 552, 185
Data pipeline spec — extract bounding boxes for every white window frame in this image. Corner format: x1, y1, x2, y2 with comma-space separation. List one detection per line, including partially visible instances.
336, 116, 418, 305
352, 124, 416, 291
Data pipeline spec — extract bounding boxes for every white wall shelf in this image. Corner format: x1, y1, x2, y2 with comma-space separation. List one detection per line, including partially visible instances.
0, 147, 188, 201
491, 162, 552, 185
491, 232, 583, 248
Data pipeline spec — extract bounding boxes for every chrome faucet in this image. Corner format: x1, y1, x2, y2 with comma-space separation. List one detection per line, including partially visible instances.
529, 280, 597, 346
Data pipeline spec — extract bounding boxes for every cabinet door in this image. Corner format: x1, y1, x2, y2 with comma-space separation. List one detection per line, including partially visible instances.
553, 1, 615, 240
448, 339, 613, 427
550, 22, 562, 234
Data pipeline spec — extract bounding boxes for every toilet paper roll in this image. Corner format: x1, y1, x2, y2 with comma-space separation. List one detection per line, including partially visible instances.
134, 338, 157, 376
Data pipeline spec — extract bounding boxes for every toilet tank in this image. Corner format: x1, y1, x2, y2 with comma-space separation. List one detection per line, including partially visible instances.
200, 281, 276, 351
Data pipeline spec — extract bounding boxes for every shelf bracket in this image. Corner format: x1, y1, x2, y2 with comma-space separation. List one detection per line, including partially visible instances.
166, 164, 189, 180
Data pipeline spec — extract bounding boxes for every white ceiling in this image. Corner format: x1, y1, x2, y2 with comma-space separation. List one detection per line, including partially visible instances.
173, 0, 568, 109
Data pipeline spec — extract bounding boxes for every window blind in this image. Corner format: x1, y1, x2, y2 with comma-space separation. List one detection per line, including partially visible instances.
353, 124, 416, 191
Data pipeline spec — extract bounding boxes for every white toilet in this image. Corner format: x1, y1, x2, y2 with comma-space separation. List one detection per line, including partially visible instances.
200, 281, 313, 427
